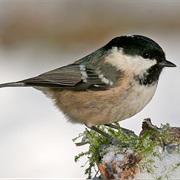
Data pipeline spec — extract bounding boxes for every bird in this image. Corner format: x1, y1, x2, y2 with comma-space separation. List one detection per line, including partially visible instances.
0, 35, 176, 144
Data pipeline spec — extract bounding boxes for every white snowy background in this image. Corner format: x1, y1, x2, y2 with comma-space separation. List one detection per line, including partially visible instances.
0, 1, 179, 179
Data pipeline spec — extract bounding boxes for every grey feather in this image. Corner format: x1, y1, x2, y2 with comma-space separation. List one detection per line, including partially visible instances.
0, 47, 123, 91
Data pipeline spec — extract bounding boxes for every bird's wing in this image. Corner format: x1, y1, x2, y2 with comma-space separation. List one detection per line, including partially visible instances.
21, 64, 114, 91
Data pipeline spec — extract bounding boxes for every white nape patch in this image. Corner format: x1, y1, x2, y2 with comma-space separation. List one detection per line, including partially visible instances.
123, 34, 134, 38
98, 73, 113, 86
79, 65, 88, 82
105, 47, 157, 76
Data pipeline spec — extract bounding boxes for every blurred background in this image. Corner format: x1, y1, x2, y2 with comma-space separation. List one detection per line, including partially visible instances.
0, 0, 179, 179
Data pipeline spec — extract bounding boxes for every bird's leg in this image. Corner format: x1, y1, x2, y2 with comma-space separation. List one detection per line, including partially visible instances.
105, 124, 136, 136
105, 123, 119, 130
90, 126, 127, 147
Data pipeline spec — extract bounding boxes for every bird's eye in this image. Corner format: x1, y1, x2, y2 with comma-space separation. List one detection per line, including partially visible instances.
142, 52, 151, 59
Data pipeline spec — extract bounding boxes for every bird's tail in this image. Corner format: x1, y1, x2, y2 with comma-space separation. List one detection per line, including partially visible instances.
0, 81, 27, 88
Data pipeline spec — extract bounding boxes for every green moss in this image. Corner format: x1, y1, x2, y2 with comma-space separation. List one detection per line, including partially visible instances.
74, 123, 160, 179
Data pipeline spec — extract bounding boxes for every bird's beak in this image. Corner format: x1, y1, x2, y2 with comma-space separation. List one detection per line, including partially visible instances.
159, 59, 176, 67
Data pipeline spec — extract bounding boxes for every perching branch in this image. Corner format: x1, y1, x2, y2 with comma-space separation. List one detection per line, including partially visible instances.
74, 119, 180, 179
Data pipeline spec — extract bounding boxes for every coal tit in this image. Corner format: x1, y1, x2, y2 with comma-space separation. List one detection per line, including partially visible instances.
0, 35, 176, 141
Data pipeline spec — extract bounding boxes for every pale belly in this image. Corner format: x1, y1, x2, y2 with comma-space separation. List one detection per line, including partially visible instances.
46, 81, 157, 127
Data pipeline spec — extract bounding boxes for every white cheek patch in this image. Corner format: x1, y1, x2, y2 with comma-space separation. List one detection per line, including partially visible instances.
105, 47, 157, 75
